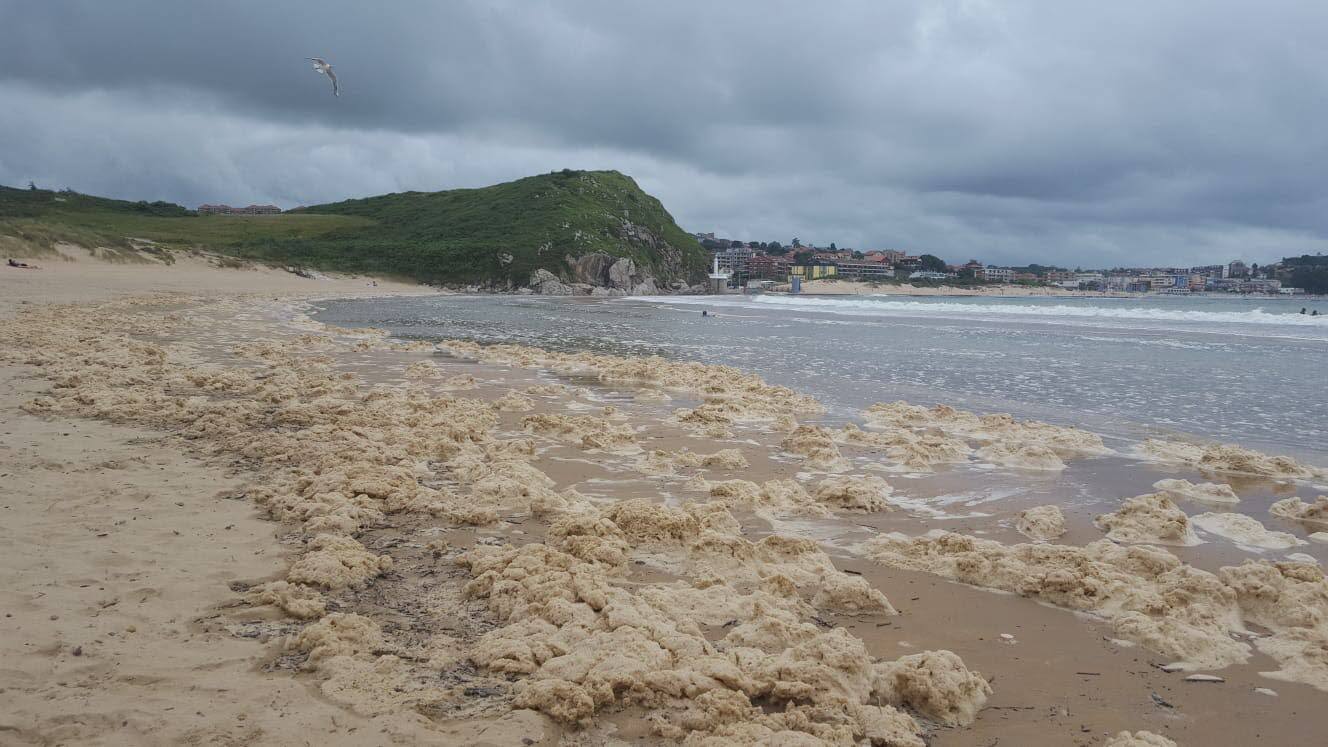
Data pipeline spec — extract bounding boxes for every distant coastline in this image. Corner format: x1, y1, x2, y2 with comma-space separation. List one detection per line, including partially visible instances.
774, 279, 1324, 300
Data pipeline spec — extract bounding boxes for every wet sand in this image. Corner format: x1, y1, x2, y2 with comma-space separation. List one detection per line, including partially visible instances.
2, 255, 1326, 745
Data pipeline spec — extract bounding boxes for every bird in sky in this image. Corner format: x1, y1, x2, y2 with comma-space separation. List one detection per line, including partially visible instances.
307, 57, 339, 97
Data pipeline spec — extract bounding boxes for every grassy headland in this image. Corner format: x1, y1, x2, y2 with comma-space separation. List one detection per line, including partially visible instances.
1, 170, 706, 286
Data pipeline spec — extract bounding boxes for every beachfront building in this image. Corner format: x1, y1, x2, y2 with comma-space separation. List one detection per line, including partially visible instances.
714, 246, 756, 273
746, 254, 791, 280
832, 260, 895, 280
979, 267, 1014, 282
864, 250, 907, 265
909, 270, 951, 281
790, 264, 838, 281
1240, 279, 1282, 294
1104, 275, 1132, 291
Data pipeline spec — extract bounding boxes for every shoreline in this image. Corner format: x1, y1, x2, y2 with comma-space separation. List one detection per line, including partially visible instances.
3, 256, 1328, 745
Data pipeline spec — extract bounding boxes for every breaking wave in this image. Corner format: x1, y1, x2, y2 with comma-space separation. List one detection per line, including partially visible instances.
632, 294, 1328, 334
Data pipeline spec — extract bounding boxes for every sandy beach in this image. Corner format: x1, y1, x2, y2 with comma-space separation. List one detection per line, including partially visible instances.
4, 252, 1328, 746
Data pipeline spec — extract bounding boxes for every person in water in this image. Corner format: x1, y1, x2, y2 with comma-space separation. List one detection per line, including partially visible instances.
701, 310, 708, 317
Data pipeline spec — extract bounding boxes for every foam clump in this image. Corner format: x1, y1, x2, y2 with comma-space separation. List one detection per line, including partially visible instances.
439, 339, 823, 426
523, 412, 638, 452
250, 580, 327, 620
862, 531, 1247, 670
1219, 560, 1328, 691
492, 389, 536, 412
1191, 512, 1305, 550
835, 423, 971, 471
781, 425, 848, 471
976, 441, 1066, 471
1270, 496, 1328, 528
863, 402, 975, 430
862, 401, 1108, 465
872, 650, 993, 726
404, 360, 438, 378
1015, 505, 1066, 541
442, 373, 478, 389
1152, 478, 1239, 504
292, 613, 386, 669
452, 495, 994, 741
1141, 439, 1322, 479
811, 475, 895, 512
286, 534, 394, 590
701, 448, 750, 470
1103, 731, 1177, 747
647, 447, 750, 473
1094, 493, 1201, 546
687, 477, 829, 518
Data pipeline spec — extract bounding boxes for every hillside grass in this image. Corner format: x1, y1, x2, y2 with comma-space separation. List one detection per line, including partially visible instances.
1, 170, 705, 285
0, 185, 366, 257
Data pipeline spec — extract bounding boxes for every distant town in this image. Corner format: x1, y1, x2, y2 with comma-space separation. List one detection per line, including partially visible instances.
196, 203, 282, 215
694, 232, 1328, 296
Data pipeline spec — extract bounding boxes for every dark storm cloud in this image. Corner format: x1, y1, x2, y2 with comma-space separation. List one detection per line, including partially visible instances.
2, 0, 1326, 266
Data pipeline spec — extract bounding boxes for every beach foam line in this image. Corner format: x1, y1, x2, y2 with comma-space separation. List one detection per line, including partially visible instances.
631, 295, 1328, 330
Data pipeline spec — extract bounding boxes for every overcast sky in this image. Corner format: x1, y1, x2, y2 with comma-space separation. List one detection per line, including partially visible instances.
2, 1, 1326, 267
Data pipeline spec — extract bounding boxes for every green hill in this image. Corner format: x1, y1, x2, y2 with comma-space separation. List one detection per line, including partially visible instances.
0, 170, 706, 287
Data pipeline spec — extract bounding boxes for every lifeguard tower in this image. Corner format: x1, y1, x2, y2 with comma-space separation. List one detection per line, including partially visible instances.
707, 255, 732, 294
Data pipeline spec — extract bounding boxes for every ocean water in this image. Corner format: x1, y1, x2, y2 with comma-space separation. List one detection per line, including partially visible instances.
311, 293, 1328, 461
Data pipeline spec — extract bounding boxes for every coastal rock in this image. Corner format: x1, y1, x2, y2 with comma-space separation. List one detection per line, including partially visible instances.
631, 276, 659, 295
568, 252, 615, 285
608, 256, 637, 288
529, 268, 572, 296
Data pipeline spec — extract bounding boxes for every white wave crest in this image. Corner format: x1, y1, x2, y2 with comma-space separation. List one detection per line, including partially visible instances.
632, 294, 1328, 331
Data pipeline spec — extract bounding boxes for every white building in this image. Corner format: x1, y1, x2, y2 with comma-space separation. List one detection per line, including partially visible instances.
979, 266, 1014, 282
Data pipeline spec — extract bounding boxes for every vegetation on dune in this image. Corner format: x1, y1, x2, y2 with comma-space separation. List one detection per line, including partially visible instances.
0, 170, 706, 287
0, 184, 365, 258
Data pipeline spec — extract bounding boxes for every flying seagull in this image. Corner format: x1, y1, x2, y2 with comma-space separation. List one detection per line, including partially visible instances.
307, 57, 339, 97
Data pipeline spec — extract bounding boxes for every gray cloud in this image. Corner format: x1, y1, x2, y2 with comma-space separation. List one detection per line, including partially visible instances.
2, 0, 1326, 267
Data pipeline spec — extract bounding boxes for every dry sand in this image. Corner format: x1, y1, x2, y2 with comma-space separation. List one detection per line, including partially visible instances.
3, 250, 1327, 746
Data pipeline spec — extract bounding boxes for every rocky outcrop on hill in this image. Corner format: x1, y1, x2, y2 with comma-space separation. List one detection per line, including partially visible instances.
532, 252, 665, 296
529, 269, 572, 296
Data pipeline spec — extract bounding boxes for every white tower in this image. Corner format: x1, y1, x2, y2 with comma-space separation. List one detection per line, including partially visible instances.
707, 254, 732, 294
